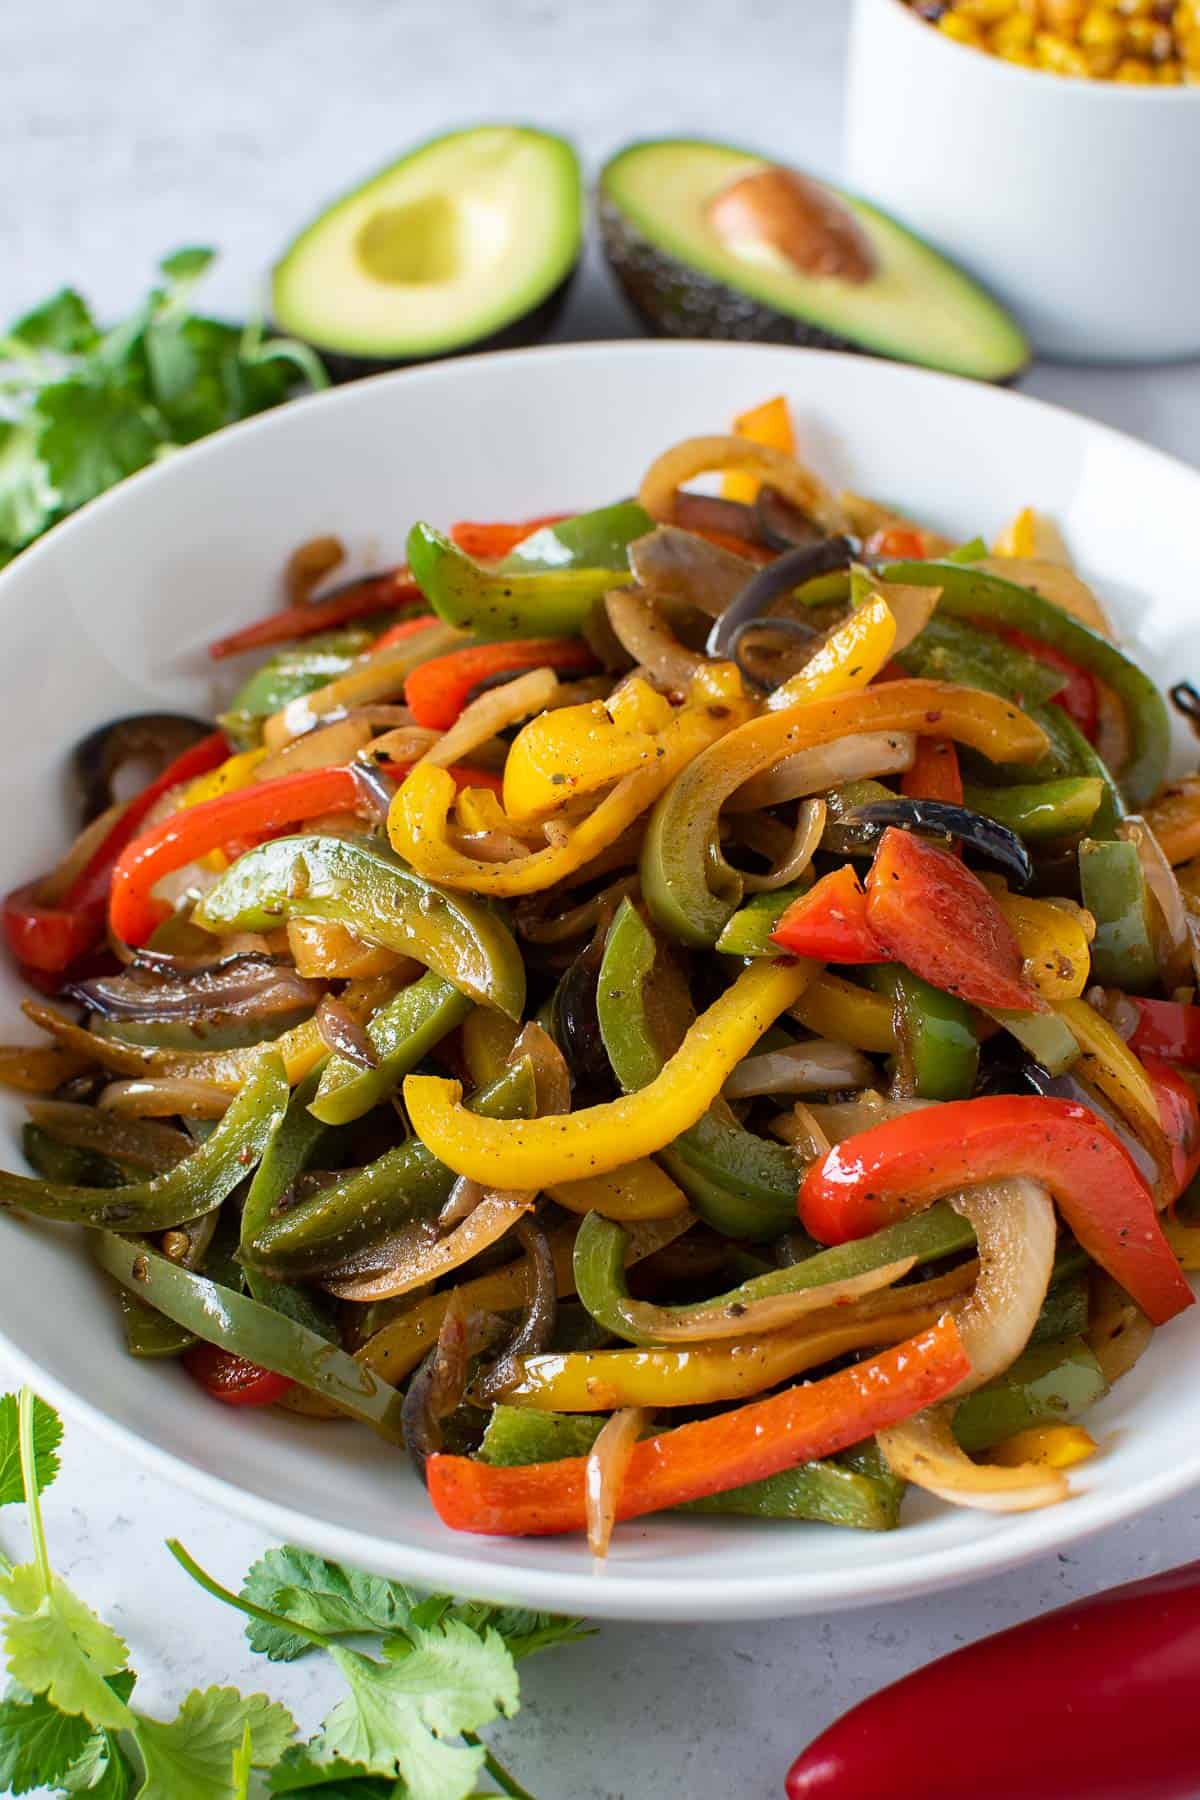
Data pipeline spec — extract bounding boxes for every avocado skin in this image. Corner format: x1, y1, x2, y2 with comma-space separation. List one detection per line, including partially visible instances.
289, 268, 578, 386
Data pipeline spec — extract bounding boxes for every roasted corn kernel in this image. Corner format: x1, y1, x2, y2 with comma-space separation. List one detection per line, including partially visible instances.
906, 0, 1198, 76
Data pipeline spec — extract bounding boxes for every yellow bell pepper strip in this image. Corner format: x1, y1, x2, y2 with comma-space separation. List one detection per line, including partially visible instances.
1145, 776, 1200, 867
640, 678, 1049, 949
992, 506, 1072, 566
1054, 994, 1172, 1194
721, 395, 796, 504
982, 881, 1092, 1003
286, 918, 408, 980
502, 678, 672, 823
388, 663, 753, 898
402, 954, 816, 1188
546, 1161, 689, 1222
194, 834, 525, 1017
262, 620, 461, 750
988, 1423, 1097, 1471
425, 1315, 969, 1536
790, 972, 898, 1054
765, 594, 897, 713
406, 521, 632, 641
179, 746, 269, 808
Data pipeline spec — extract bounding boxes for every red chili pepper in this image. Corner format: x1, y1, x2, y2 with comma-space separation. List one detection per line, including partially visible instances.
448, 514, 571, 561
1129, 996, 1200, 1069
864, 526, 928, 561
865, 826, 1041, 1012
405, 638, 598, 731
183, 1342, 293, 1407
900, 737, 963, 806
370, 613, 441, 653
787, 1558, 1200, 1800
207, 570, 423, 660
997, 625, 1099, 740
426, 1315, 968, 1536
798, 1095, 1193, 1325
3, 731, 228, 974
771, 866, 889, 965
1143, 1055, 1200, 1199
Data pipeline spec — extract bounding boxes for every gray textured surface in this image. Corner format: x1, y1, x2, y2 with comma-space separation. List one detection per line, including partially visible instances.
2, 2, 1200, 1795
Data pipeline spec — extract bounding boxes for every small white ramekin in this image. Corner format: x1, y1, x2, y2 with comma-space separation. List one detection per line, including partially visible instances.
845, 0, 1200, 363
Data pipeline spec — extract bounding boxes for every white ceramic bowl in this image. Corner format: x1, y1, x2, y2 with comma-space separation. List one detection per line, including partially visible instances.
845, 0, 1200, 362
1, 341, 1199, 1622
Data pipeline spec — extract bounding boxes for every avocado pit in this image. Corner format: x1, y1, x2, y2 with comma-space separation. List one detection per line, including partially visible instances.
706, 167, 877, 285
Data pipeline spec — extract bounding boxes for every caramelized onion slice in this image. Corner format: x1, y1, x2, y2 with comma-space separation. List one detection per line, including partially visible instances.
638, 435, 848, 537
622, 1256, 918, 1345
877, 1404, 1069, 1514
729, 732, 915, 811
585, 1406, 647, 1558
324, 1192, 535, 1303
724, 1038, 874, 1099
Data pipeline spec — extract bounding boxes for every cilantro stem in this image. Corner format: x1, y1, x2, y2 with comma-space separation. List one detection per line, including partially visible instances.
18, 1388, 51, 1592
463, 1733, 537, 1800
165, 1538, 331, 1651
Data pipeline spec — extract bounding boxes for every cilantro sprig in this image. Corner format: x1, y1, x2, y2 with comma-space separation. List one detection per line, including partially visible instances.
0, 252, 327, 571
0, 1389, 585, 1797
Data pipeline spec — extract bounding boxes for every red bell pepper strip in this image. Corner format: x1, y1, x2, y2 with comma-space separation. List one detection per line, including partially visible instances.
798, 1095, 1194, 1325
207, 570, 423, 660
787, 1558, 1200, 1800
1129, 996, 1200, 1069
183, 1342, 293, 1407
771, 866, 888, 965
998, 625, 1099, 740
370, 613, 441, 654
3, 731, 228, 974
1143, 1055, 1200, 1200
864, 526, 928, 561
865, 826, 1042, 1012
405, 638, 598, 731
448, 514, 571, 562
425, 1315, 968, 1536
901, 737, 963, 806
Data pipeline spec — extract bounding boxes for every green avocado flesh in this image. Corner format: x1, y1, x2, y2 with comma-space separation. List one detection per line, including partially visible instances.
273, 125, 583, 361
599, 138, 1029, 383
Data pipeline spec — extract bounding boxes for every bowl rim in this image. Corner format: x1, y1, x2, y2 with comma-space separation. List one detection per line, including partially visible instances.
866, 0, 1200, 102
3, 336, 1200, 1620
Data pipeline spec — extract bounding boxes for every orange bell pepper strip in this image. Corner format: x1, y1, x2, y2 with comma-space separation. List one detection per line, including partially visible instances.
1143, 1055, 1200, 1201
207, 570, 423, 660
721, 396, 795, 504
771, 866, 888, 965
426, 1313, 969, 1535
901, 736, 963, 805
798, 1096, 1194, 1326
448, 514, 571, 561
405, 638, 596, 731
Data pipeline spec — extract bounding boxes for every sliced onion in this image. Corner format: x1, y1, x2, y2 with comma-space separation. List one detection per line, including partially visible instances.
424, 667, 559, 770
439, 1175, 484, 1232
324, 1191, 535, 1302
619, 1255, 917, 1344
255, 716, 373, 782
315, 995, 378, 1069
1121, 815, 1192, 988
637, 435, 848, 536
284, 533, 345, 603
769, 1099, 832, 1160
452, 827, 532, 863
517, 876, 639, 945
792, 1094, 934, 1143
877, 1406, 1069, 1513
509, 1021, 572, 1118
729, 732, 915, 812
871, 579, 941, 655
34, 800, 128, 906
585, 1406, 646, 1558
742, 799, 825, 894
724, 1039, 874, 1100
348, 758, 395, 823
70, 961, 323, 1024
99, 1077, 232, 1118
26, 1100, 191, 1173
605, 588, 704, 690
474, 1217, 558, 1400
402, 1298, 502, 1487
670, 491, 761, 543
1088, 1270, 1154, 1385
358, 723, 440, 765
975, 557, 1114, 637
755, 486, 824, 550
129, 935, 288, 976
629, 526, 756, 618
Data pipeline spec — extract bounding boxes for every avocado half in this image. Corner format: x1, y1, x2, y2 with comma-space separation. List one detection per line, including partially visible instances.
273, 125, 583, 374
598, 138, 1029, 384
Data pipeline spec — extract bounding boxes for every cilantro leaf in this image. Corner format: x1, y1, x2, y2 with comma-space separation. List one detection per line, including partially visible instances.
0, 1393, 62, 1505
268, 1745, 398, 1795
0, 1685, 93, 1793
133, 1687, 296, 1800
231, 1720, 253, 1800
0, 1565, 132, 1731
51, 1674, 136, 1798
8, 289, 97, 355
159, 248, 216, 286
0, 422, 56, 552
239, 1548, 415, 1662
434, 1601, 591, 1663
309, 1622, 519, 1800
35, 378, 163, 512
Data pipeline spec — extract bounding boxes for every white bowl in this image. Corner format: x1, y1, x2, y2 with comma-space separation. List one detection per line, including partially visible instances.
1, 341, 1199, 1622
845, 0, 1200, 363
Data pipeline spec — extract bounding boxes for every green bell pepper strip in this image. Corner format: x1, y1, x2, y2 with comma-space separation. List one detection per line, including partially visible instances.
94, 1232, 406, 1439
500, 500, 654, 573
1027, 704, 1124, 839
477, 1405, 905, 1530
245, 1057, 537, 1278
239, 1064, 338, 1340
715, 885, 809, 957
573, 1207, 977, 1347
89, 1012, 310, 1053
886, 559, 1170, 810
961, 778, 1103, 841
984, 1004, 1081, 1077
21, 1125, 124, 1189
1078, 836, 1157, 989
116, 1289, 197, 1359
0, 1056, 288, 1230
596, 899, 798, 1238
1029, 1272, 1090, 1347
952, 1335, 1108, 1454
896, 613, 1066, 710
219, 628, 375, 747
310, 970, 472, 1125
869, 967, 978, 1102
193, 835, 526, 1019
407, 521, 632, 641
